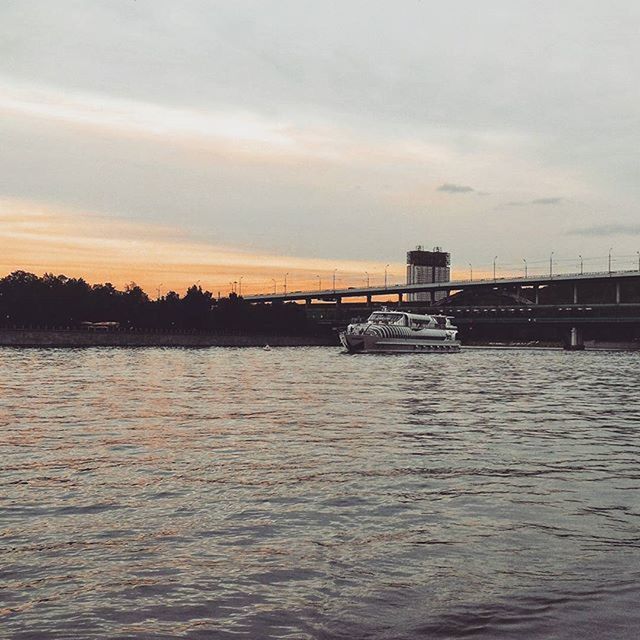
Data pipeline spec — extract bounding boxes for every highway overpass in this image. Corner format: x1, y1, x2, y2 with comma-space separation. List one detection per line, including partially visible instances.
244, 269, 640, 304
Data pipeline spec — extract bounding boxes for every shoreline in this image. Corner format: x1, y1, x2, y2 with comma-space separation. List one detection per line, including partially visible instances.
0, 329, 336, 348
1, 330, 638, 351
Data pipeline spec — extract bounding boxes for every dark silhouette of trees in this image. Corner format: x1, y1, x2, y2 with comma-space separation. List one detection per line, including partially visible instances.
0, 271, 309, 334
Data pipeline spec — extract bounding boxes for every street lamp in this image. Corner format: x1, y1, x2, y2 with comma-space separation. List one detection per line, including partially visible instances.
578, 254, 583, 275
384, 264, 390, 288
316, 275, 321, 291
365, 271, 370, 287
608, 248, 613, 274
271, 278, 276, 294
637, 251, 640, 272
549, 251, 554, 278
284, 272, 289, 295
156, 283, 163, 300
493, 256, 498, 282
238, 276, 243, 297
468, 263, 473, 282
333, 268, 337, 293
522, 258, 527, 278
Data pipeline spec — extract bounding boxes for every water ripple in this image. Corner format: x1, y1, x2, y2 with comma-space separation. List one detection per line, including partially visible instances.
1, 347, 639, 638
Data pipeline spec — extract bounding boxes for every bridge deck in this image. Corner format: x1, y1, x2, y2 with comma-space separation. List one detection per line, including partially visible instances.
245, 270, 640, 303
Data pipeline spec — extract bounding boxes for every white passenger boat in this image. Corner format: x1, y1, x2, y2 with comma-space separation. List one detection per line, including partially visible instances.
339, 309, 461, 354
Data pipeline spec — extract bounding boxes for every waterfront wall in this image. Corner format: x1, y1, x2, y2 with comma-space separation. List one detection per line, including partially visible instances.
0, 330, 337, 348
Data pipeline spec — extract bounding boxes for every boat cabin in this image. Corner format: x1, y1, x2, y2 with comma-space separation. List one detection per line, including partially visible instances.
367, 311, 452, 330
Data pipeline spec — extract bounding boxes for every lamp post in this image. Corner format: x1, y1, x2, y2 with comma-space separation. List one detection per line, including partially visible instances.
637, 251, 640, 271
522, 258, 527, 278
156, 283, 163, 300
384, 264, 390, 288
493, 256, 498, 282
238, 276, 243, 297
333, 269, 337, 293
468, 263, 473, 282
549, 251, 554, 278
365, 271, 370, 287
284, 272, 289, 295
608, 248, 613, 274
271, 278, 276, 294
316, 275, 321, 292
579, 254, 583, 275
233, 280, 237, 294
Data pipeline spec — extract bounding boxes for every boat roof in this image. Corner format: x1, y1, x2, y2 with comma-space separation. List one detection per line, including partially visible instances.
369, 310, 452, 320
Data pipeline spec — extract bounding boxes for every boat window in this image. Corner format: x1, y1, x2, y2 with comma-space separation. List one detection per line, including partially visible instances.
368, 313, 406, 325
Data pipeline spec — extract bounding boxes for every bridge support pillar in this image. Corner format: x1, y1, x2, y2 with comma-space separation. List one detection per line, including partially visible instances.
573, 284, 578, 304
566, 326, 585, 351
398, 293, 403, 304
534, 285, 539, 305
335, 297, 342, 308
430, 291, 435, 305
615, 282, 621, 304
305, 298, 312, 307
366, 294, 372, 307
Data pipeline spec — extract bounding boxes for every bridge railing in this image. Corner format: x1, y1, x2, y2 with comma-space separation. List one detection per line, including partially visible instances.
247, 268, 640, 299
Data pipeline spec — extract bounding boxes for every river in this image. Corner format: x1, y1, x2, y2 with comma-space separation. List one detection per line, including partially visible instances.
1, 346, 639, 639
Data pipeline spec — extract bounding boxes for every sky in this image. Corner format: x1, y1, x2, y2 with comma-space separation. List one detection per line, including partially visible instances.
2, 0, 640, 294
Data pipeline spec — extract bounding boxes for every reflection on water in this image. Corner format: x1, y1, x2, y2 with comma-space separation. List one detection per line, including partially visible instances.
1, 347, 639, 639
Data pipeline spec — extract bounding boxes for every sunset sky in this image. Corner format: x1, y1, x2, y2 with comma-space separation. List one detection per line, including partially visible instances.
2, 1, 640, 294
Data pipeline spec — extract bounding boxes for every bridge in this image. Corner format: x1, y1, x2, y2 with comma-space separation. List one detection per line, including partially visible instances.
245, 269, 640, 305
245, 269, 640, 348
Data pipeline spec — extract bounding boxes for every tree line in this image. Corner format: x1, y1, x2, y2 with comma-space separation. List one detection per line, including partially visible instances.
0, 271, 310, 333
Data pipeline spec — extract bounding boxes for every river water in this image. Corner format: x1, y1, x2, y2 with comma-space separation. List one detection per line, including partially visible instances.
1, 347, 639, 639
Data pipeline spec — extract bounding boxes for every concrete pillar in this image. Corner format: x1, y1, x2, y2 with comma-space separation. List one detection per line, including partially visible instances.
305, 298, 312, 307
398, 293, 403, 303
573, 284, 578, 304
534, 285, 539, 305
615, 282, 621, 304
366, 294, 372, 307
430, 291, 435, 305
335, 296, 342, 307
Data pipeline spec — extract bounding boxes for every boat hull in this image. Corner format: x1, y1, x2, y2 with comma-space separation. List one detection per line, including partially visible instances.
339, 332, 461, 354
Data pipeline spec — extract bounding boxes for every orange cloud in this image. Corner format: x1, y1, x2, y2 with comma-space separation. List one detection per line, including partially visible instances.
0, 197, 406, 295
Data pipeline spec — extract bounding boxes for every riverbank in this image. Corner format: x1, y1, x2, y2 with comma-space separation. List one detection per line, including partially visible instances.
1, 330, 638, 350
465, 340, 640, 351
0, 329, 336, 347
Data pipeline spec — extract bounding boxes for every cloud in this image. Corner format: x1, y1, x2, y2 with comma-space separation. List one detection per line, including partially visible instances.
531, 197, 564, 205
0, 80, 295, 148
0, 197, 404, 294
1, 1, 636, 267
504, 197, 564, 207
437, 183, 474, 193
568, 223, 640, 237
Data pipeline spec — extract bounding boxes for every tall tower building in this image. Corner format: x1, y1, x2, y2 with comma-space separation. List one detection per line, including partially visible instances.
406, 246, 450, 302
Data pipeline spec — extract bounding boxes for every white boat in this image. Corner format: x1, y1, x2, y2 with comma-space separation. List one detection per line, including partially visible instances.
339, 309, 461, 354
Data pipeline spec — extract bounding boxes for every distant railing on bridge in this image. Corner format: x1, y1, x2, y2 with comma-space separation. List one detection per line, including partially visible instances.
245, 268, 640, 302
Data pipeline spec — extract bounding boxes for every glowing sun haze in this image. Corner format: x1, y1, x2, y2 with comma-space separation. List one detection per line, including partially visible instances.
0, 198, 406, 294
2, 0, 640, 293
